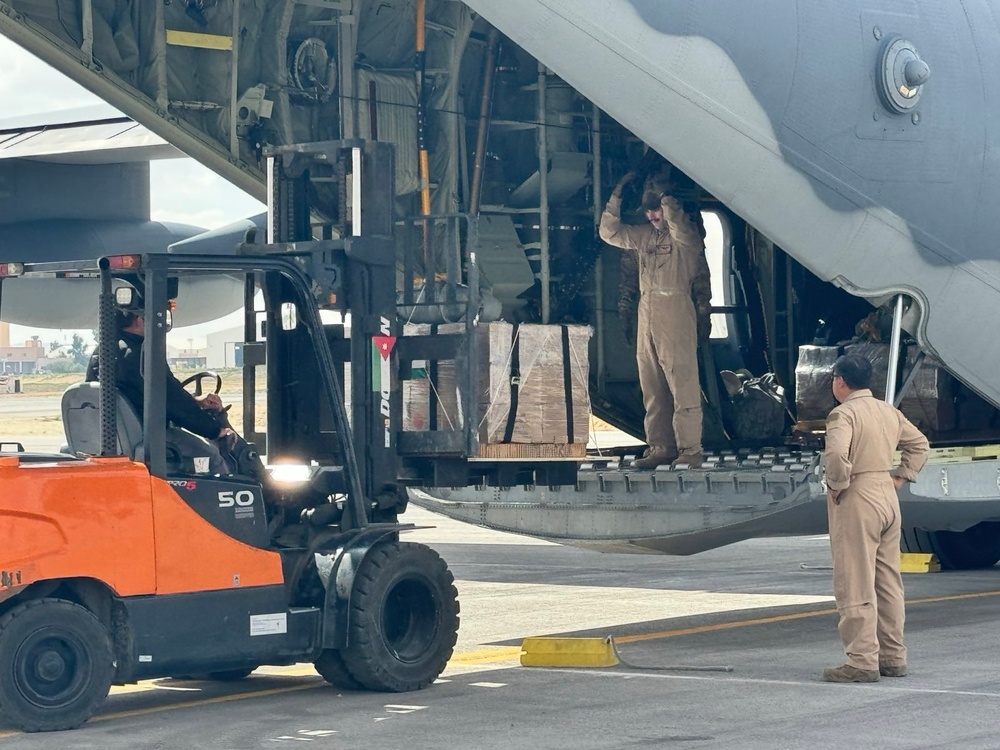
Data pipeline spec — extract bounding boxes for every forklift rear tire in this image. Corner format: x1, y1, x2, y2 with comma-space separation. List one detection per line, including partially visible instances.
341, 541, 459, 692
0, 598, 114, 732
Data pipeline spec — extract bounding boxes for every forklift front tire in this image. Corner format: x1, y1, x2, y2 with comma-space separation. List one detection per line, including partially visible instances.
314, 648, 364, 691
341, 541, 459, 692
0, 598, 114, 733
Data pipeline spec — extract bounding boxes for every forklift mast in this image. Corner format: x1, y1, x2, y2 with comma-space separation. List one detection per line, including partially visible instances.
262, 140, 399, 512
252, 139, 578, 496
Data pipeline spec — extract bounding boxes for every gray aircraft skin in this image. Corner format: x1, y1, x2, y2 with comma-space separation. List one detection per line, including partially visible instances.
4, 0, 1000, 565
0, 109, 248, 327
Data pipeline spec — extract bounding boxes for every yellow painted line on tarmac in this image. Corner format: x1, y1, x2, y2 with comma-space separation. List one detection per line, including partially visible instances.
449, 646, 523, 665
907, 588, 1000, 605
615, 589, 1000, 645
249, 646, 523, 676
615, 607, 839, 643
110, 682, 159, 695
0, 648, 525, 738
254, 664, 319, 677
94, 683, 321, 725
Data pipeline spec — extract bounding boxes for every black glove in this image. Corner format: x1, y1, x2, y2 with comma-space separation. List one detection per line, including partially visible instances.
646, 167, 673, 197
613, 171, 637, 198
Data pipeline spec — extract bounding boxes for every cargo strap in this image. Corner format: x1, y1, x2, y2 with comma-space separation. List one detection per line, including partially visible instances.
503, 323, 521, 443
503, 324, 576, 444
562, 325, 574, 444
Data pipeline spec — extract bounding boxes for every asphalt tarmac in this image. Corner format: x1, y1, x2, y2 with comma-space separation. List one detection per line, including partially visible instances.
2, 506, 999, 749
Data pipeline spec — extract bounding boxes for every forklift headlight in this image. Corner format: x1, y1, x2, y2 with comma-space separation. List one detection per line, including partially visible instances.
268, 463, 313, 483
114, 287, 138, 306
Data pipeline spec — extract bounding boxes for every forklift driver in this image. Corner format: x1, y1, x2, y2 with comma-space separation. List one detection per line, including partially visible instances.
86, 303, 236, 474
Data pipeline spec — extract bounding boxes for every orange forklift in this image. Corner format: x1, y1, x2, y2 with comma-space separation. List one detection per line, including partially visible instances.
0, 142, 464, 731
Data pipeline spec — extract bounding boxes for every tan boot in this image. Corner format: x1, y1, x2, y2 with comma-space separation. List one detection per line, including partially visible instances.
671, 451, 703, 469
822, 664, 879, 683
879, 663, 907, 677
633, 450, 677, 470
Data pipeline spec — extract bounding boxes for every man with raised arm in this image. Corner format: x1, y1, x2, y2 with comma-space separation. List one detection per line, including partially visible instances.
599, 171, 712, 469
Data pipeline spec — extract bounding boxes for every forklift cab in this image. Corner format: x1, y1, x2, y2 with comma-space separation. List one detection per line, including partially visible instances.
80, 246, 382, 549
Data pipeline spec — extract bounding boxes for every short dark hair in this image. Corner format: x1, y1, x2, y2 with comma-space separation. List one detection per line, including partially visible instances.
833, 353, 873, 390
115, 308, 145, 331
115, 309, 135, 328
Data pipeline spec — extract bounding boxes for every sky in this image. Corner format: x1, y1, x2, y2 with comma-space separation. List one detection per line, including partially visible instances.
0, 36, 265, 350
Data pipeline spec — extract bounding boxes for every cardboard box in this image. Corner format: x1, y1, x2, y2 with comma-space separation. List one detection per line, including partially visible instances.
403, 322, 592, 456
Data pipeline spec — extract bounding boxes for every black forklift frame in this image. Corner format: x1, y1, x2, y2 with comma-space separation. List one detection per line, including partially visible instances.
258, 140, 578, 488
99, 250, 373, 531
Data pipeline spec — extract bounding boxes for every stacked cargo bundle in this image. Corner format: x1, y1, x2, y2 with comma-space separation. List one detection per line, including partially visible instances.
404, 322, 592, 458
898, 347, 956, 433
844, 341, 889, 400
794, 345, 839, 422
794, 341, 968, 437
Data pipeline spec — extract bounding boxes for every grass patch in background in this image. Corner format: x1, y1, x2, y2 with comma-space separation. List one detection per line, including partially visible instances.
8, 368, 248, 397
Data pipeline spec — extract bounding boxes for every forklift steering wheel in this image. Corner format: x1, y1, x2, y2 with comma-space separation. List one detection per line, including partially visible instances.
180, 371, 223, 397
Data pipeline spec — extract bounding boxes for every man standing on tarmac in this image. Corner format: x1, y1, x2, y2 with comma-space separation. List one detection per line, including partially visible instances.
599, 170, 712, 469
822, 353, 929, 683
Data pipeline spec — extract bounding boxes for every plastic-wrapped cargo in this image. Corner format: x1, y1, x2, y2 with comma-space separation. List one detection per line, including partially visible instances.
794, 345, 839, 422
844, 341, 889, 400
795, 341, 892, 423
401, 324, 462, 432
403, 322, 592, 457
898, 347, 956, 433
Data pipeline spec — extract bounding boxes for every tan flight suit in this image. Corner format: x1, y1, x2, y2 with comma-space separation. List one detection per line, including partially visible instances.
824, 389, 929, 671
599, 193, 711, 457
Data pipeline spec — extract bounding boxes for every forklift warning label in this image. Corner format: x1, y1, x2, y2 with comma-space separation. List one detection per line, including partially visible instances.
250, 613, 288, 637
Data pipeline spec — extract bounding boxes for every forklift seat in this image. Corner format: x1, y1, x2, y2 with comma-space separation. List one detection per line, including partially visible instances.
61, 382, 144, 459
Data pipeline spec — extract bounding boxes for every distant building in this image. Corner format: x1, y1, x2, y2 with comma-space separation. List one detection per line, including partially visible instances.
206, 324, 261, 369
0, 338, 46, 374
168, 345, 207, 371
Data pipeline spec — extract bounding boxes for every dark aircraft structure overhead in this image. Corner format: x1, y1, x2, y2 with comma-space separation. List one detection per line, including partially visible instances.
0, 108, 246, 327
0, 0, 991, 403
5, 0, 1000, 560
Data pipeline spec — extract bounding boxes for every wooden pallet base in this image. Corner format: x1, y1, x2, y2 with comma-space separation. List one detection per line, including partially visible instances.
472, 442, 588, 460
